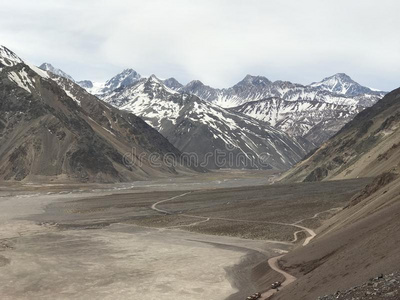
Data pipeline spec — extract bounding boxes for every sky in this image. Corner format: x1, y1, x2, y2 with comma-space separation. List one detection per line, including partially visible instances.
0, 0, 399, 90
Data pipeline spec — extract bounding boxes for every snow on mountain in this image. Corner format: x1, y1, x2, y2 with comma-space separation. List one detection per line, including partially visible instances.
1, 50, 91, 107
0, 45, 23, 69
103, 68, 141, 92
231, 98, 363, 145
177, 73, 386, 145
0, 45, 199, 181
181, 74, 386, 108
103, 75, 181, 127
39, 63, 75, 82
80, 68, 142, 96
6, 66, 37, 94
309, 73, 376, 96
0, 46, 52, 93
79, 66, 387, 149
99, 75, 311, 169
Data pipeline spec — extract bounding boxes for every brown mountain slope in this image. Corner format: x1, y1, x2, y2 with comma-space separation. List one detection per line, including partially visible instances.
0, 52, 200, 182
271, 170, 400, 300
280, 88, 400, 182
268, 88, 400, 299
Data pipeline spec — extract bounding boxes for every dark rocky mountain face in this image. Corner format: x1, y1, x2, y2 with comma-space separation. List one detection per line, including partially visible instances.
281, 87, 400, 183
97, 75, 312, 170
162, 77, 183, 90
233, 74, 272, 90
76, 80, 93, 89
0, 47, 199, 182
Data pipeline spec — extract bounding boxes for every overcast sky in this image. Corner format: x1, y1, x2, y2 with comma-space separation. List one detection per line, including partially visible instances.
1, 0, 399, 90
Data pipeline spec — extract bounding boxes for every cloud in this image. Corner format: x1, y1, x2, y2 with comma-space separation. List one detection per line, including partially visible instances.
0, 0, 399, 90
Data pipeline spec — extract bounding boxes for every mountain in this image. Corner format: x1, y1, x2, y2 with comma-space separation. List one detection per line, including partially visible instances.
231, 97, 363, 145
281, 87, 400, 182
0, 46, 23, 68
310, 73, 378, 96
0, 46, 199, 182
162, 77, 183, 90
80, 68, 141, 96
99, 75, 311, 169
272, 87, 400, 300
76, 80, 93, 89
39, 62, 75, 82
181, 73, 385, 108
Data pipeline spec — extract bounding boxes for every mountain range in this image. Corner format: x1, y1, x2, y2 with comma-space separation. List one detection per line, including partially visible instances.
34, 58, 388, 171
0, 46, 199, 182
181, 73, 385, 108
99, 75, 310, 169
71, 67, 386, 147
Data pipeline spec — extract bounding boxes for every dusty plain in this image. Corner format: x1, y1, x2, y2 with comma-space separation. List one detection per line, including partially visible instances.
0, 170, 371, 300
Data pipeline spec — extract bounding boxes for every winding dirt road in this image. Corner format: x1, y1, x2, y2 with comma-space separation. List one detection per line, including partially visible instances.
151, 192, 192, 214
150, 192, 321, 300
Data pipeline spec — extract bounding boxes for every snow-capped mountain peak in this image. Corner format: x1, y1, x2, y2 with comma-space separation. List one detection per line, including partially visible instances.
104, 68, 141, 92
0, 45, 23, 68
148, 74, 162, 83
235, 74, 272, 87
185, 80, 206, 89
78, 68, 142, 96
310, 73, 380, 96
142, 74, 179, 95
39, 63, 75, 82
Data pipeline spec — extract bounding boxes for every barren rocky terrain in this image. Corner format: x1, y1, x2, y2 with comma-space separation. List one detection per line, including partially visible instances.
0, 170, 370, 300
318, 272, 400, 300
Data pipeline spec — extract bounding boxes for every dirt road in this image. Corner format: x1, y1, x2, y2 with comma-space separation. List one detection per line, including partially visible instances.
150, 191, 319, 300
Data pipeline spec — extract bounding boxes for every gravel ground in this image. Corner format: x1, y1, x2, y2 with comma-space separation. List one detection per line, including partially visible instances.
318, 272, 400, 299
0, 173, 373, 300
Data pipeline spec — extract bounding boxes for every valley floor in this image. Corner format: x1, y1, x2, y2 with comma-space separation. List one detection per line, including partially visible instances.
0, 171, 370, 300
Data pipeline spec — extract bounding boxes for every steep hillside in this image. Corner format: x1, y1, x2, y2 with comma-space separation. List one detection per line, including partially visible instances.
100, 75, 311, 169
281, 87, 400, 182
273, 171, 400, 300
268, 87, 400, 299
0, 46, 198, 182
